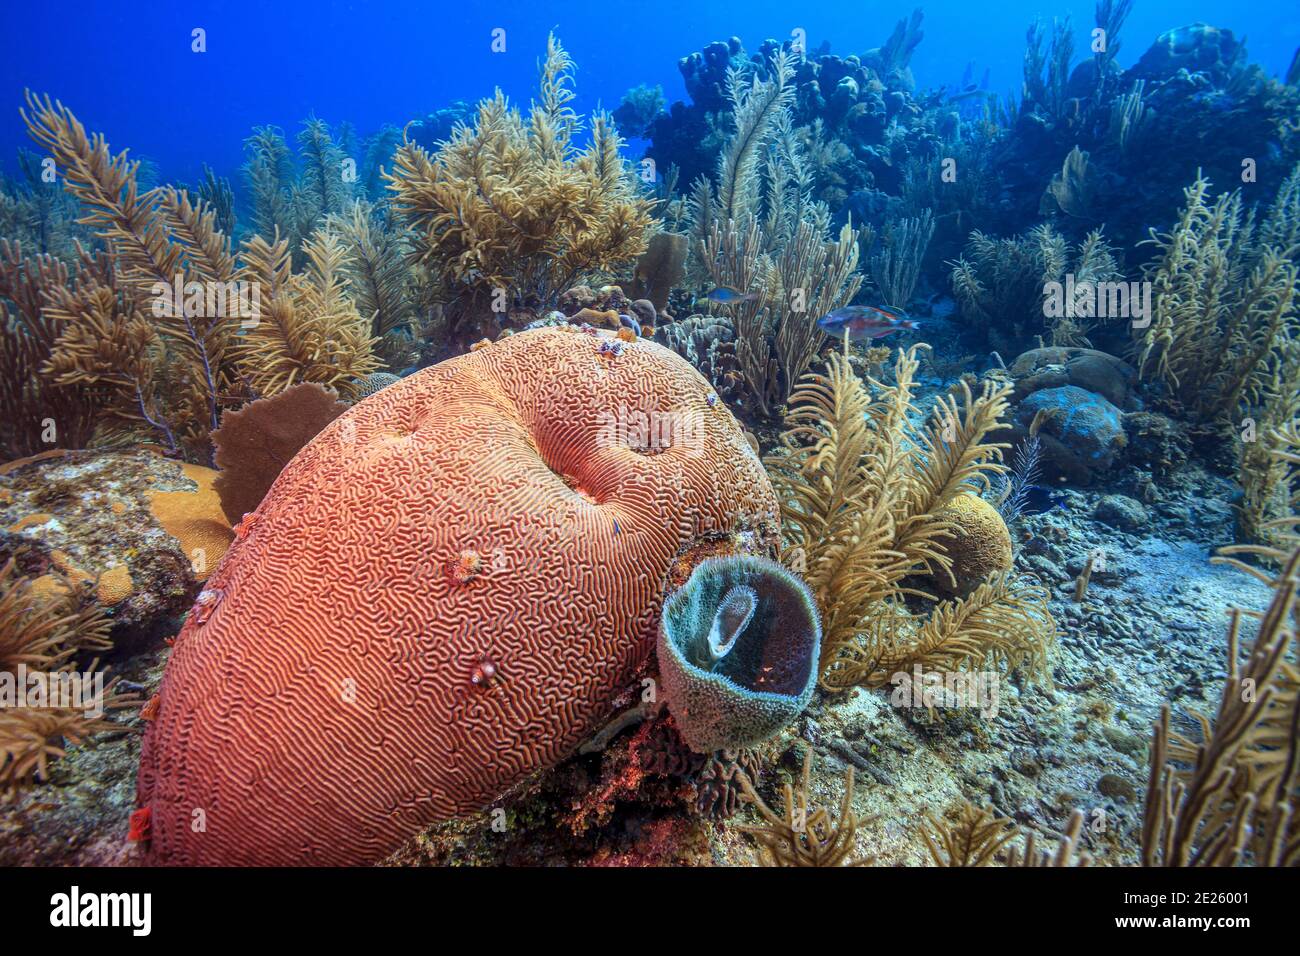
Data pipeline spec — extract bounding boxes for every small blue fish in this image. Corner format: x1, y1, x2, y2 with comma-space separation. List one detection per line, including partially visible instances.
817, 305, 921, 341
703, 286, 759, 306
1021, 485, 1068, 515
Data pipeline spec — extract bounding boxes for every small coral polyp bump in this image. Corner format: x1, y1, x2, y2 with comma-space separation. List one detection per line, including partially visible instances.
140, 694, 161, 722
470, 655, 499, 688
127, 806, 151, 843
447, 549, 484, 584
233, 511, 258, 540
190, 588, 223, 625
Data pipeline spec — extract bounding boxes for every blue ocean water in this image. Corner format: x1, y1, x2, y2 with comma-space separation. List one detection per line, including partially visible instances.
1, 0, 1296, 184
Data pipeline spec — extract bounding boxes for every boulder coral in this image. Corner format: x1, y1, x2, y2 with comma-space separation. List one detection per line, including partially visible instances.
136, 326, 779, 865
927, 494, 1015, 598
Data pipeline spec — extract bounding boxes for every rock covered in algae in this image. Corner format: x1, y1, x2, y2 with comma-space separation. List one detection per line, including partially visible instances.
136, 326, 779, 865
0, 449, 232, 640
657, 554, 820, 754
1016, 385, 1127, 484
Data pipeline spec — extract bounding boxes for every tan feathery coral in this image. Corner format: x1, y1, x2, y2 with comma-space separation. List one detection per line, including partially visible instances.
923, 801, 1090, 867
0, 559, 109, 674
1136, 169, 1299, 424
688, 52, 862, 418
766, 343, 1054, 689
869, 209, 934, 309
20, 93, 384, 458
331, 199, 414, 339
735, 748, 873, 866
1237, 406, 1300, 551
385, 34, 653, 343
236, 228, 379, 398
838, 572, 1054, 690
949, 224, 1120, 349
1142, 543, 1300, 866
0, 240, 103, 459
0, 559, 131, 799
330, 199, 417, 369
921, 801, 1019, 866
242, 125, 295, 244
20, 92, 239, 458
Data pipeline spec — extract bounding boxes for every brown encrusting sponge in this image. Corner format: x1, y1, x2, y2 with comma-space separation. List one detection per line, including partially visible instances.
136, 326, 777, 865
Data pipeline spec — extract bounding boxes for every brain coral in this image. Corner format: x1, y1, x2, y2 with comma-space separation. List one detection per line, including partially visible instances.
136, 326, 777, 865
928, 493, 1014, 597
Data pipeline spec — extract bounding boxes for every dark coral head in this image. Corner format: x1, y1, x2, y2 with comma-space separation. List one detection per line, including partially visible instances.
657, 555, 820, 753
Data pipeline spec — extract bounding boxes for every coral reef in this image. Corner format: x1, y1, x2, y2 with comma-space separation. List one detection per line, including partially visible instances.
999, 13, 1300, 256
3, 2, 1299, 877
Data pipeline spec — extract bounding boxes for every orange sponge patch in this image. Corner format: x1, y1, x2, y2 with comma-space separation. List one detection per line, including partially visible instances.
146, 464, 233, 582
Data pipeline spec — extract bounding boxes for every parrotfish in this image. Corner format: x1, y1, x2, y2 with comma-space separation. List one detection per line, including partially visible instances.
817, 305, 922, 341
703, 286, 759, 305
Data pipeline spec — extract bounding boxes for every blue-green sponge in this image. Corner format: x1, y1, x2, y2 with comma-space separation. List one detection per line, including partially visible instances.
657, 555, 821, 753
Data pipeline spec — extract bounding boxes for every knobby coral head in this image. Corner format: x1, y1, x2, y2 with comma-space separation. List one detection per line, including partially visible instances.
658, 555, 821, 754
134, 326, 777, 865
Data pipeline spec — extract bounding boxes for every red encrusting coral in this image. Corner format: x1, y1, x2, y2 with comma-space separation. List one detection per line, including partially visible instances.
127, 806, 151, 843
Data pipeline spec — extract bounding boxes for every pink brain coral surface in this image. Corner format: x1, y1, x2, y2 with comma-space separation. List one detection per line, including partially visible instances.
136, 326, 777, 865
